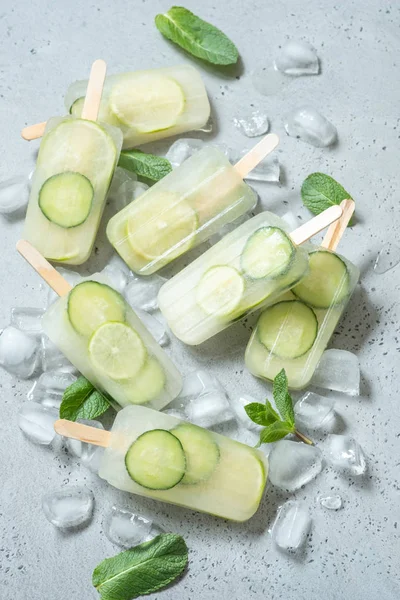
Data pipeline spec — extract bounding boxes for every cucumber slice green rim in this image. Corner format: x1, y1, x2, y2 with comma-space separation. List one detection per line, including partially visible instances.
196, 265, 245, 318
89, 322, 146, 380
293, 250, 350, 309
124, 357, 166, 405
171, 423, 220, 485
125, 429, 186, 490
257, 300, 318, 359
69, 96, 85, 117
241, 227, 295, 280
67, 281, 126, 338
39, 172, 94, 228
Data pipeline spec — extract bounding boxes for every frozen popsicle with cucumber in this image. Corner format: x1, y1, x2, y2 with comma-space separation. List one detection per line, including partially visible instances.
23, 60, 122, 265
245, 199, 359, 389
107, 134, 279, 275
16, 241, 182, 409
158, 205, 343, 345
55, 406, 267, 521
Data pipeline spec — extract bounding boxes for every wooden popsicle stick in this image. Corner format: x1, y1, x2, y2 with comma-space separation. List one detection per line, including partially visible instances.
289, 204, 343, 246
21, 121, 46, 141
81, 59, 107, 121
321, 199, 355, 251
16, 240, 72, 297
55, 419, 111, 448
234, 133, 279, 179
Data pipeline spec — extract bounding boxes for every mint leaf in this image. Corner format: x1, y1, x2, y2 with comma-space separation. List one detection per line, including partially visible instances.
92, 533, 188, 600
244, 401, 280, 426
272, 369, 295, 426
60, 376, 111, 421
265, 400, 281, 423
258, 421, 293, 444
155, 7, 238, 66
118, 150, 172, 182
301, 173, 352, 216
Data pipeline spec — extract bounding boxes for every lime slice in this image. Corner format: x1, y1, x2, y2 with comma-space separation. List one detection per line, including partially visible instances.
109, 74, 185, 133
124, 357, 166, 405
89, 322, 146, 380
68, 281, 125, 338
196, 265, 245, 317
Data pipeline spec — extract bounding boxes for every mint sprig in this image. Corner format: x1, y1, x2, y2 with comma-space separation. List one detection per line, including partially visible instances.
92, 533, 188, 600
301, 172, 352, 218
60, 376, 111, 421
245, 369, 313, 446
118, 150, 172, 182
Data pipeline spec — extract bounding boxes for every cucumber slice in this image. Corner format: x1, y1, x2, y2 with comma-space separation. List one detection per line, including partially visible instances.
89, 322, 146, 380
125, 357, 166, 405
241, 227, 295, 279
293, 250, 350, 309
69, 97, 85, 117
68, 281, 125, 337
257, 300, 318, 359
39, 172, 94, 228
127, 193, 198, 262
196, 266, 245, 317
171, 424, 220, 485
109, 74, 185, 133
125, 429, 186, 490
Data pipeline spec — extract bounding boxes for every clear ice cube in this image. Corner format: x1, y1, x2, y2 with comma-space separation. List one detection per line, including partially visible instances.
28, 369, 76, 403
311, 349, 360, 395
0, 326, 40, 379
294, 392, 335, 429
42, 486, 94, 528
65, 419, 104, 467
240, 153, 280, 182
233, 110, 269, 137
11, 307, 44, 337
280, 210, 301, 231
163, 408, 187, 420
268, 440, 323, 491
124, 275, 166, 313
270, 501, 312, 552
228, 393, 264, 432
374, 242, 400, 274
108, 167, 138, 210
117, 180, 149, 208
319, 494, 342, 510
166, 138, 204, 167
178, 370, 222, 400
274, 40, 319, 76
18, 402, 58, 445
252, 66, 291, 96
104, 506, 154, 548
185, 390, 234, 428
325, 434, 366, 475
0, 176, 29, 214
135, 309, 169, 347
284, 106, 337, 147
47, 268, 82, 306
101, 253, 133, 294
41, 335, 75, 373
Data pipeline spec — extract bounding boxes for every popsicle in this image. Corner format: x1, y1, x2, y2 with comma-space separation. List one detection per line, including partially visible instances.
23, 60, 123, 265
55, 406, 268, 521
21, 64, 210, 149
16, 241, 182, 409
107, 134, 279, 275
158, 206, 343, 345
245, 199, 359, 389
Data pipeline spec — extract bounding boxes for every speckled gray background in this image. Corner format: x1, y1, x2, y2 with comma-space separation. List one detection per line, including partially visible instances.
0, 0, 399, 598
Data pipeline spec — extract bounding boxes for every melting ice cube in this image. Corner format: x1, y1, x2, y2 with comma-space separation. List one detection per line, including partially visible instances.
233, 110, 270, 137
241, 153, 280, 183
284, 106, 337, 147
228, 393, 264, 432
124, 275, 166, 313
178, 370, 223, 400
42, 486, 94, 528
41, 335, 75, 373
185, 390, 234, 428
319, 494, 343, 510
0, 176, 29, 214
311, 349, 360, 395
11, 307, 45, 337
274, 40, 319, 76
374, 242, 400, 274
65, 419, 105, 467
166, 138, 205, 167
104, 506, 155, 548
270, 501, 312, 552
135, 309, 169, 346
0, 326, 40, 379
294, 392, 335, 430
325, 434, 366, 475
18, 402, 58, 445
268, 440, 323, 491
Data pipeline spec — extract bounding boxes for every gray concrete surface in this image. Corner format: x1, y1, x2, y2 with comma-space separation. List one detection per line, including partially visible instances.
1, 0, 399, 598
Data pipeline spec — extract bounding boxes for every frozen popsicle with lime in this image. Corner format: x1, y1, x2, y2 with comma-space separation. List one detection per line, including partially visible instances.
245, 199, 359, 389
158, 205, 343, 345
55, 406, 267, 521
16, 241, 182, 409
23, 60, 122, 265
107, 134, 279, 275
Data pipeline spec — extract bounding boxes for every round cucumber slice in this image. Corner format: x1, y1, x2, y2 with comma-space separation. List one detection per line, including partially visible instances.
241, 227, 295, 279
39, 172, 94, 228
127, 194, 198, 262
125, 429, 186, 490
69, 96, 85, 117
171, 424, 220, 485
257, 300, 318, 359
89, 322, 146, 380
125, 357, 166, 405
109, 74, 185, 132
196, 266, 245, 317
68, 281, 125, 338
293, 250, 350, 309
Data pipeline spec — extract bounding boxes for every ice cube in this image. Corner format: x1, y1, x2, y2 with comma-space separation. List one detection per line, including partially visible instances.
284, 106, 337, 147
0, 326, 40, 379
28, 369, 76, 403
104, 506, 153, 548
163, 408, 187, 420
47, 268, 82, 306
228, 393, 264, 432
18, 402, 58, 445
65, 419, 104, 467
294, 392, 335, 429
41, 335, 75, 372
280, 210, 301, 231
178, 370, 222, 400
268, 440, 323, 491
166, 138, 204, 168
42, 486, 94, 528
185, 390, 234, 428
252, 66, 291, 96
124, 275, 166, 313
274, 40, 319, 76
311, 349, 360, 395
0, 176, 29, 214
233, 110, 270, 137
325, 434, 366, 475
135, 309, 169, 346
240, 152, 280, 182
319, 494, 342, 510
374, 242, 400, 274
270, 501, 312, 552
101, 264, 129, 294
117, 180, 149, 208
11, 307, 44, 337
208, 213, 251, 246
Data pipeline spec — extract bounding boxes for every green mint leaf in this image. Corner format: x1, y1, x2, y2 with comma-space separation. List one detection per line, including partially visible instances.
60, 376, 110, 422
92, 533, 188, 600
301, 172, 352, 217
259, 421, 293, 444
272, 369, 295, 426
155, 7, 239, 66
265, 400, 281, 424
245, 401, 281, 426
118, 150, 172, 182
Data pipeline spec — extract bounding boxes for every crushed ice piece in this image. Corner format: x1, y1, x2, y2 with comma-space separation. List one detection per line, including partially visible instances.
135, 309, 169, 346
284, 106, 337, 147
228, 393, 263, 432
274, 40, 319, 76
270, 501, 312, 551
65, 419, 104, 466
311, 349, 360, 395
0, 176, 29, 214
104, 506, 154, 548
47, 268, 82, 306
240, 152, 280, 182
294, 392, 335, 430
374, 242, 400, 274
42, 486, 94, 528
11, 307, 44, 337
268, 440, 323, 491
325, 434, 366, 475
252, 66, 291, 96
124, 275, 166, 313
18, 402, 58, 445
319, 494, 343, 510
0, 326, 40, 379
185, 390, 234, 428
166, 138, 204, 167
41, 335, 75, 372
233, 110, 269, 137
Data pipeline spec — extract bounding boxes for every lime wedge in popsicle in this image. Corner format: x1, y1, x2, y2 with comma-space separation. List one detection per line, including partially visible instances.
89, 322, 146, 380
